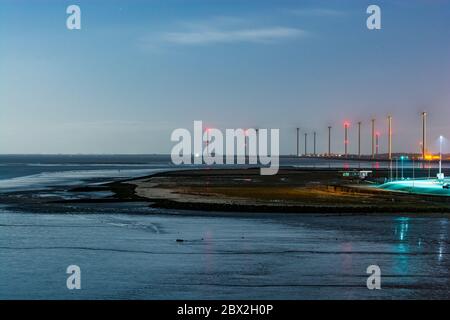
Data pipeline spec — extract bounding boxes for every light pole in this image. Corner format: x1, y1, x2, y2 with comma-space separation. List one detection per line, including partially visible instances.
390, 158, 393, 181
440, 136, 443, 175
401, 156, 405, 180
438, 135, 444, 180
395, 157, 399, 180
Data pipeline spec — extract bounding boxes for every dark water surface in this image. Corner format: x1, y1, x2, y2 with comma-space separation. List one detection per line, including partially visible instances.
0, 155, 449, 299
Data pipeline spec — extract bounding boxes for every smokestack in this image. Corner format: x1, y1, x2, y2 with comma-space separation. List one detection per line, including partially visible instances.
422, 112, 427, 159
358, 122, 362, 158
296, 128, 300, 157
328, 126, 332, 156
344, 122, 349, 156
371, 119, 375, 159
304, 133, 308, 156
388, 116, 392, 160
313, 132, 316, 156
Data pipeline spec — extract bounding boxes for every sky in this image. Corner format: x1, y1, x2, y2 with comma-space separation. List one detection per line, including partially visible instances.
1, 0, 450, 155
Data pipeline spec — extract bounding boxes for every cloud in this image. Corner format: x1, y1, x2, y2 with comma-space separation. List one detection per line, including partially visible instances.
161, 27, 306, 45
139, 15, 308, 49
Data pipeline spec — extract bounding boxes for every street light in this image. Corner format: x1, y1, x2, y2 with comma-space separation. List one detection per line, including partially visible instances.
400, 156, 406, 180
390, 158, 393, 181
438, 135, 444, 180
401, 156, 404, 180
395, 157, 399, 180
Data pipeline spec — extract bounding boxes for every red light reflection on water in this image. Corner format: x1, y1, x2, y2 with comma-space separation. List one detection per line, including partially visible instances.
341, 242, 353, 274
204, 231, 214, 273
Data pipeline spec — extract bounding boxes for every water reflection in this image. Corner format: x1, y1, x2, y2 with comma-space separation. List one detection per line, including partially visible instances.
437, 219, 448, 263
438, 245, 444, 262
341, 242, 353, 274
393, 218, 413, 276
395, 217, 409, 242
391, 216, 449, 281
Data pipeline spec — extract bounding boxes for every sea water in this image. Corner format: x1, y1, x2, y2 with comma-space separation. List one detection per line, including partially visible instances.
0, 155, 449, 299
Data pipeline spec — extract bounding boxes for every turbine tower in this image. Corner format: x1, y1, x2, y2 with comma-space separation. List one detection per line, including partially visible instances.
313, 131, 317, 156
375, 132, 379, 155
304, 133, 308, 156
371, 119, 376, 159
422, 112, 427, 159
328, 126, 332, 156
296, 128, 300, 157
388, 116, 392, 160
344, 122, 349, 156
358, 121, 362, 158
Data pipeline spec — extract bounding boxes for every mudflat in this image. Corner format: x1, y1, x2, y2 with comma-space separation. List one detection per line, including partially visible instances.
109, 168, 450, 214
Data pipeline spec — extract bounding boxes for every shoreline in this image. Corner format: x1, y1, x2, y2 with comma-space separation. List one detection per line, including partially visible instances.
100, 167, 450, 215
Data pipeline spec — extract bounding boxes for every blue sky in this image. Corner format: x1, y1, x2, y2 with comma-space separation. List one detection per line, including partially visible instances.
1, 0, 450, 154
